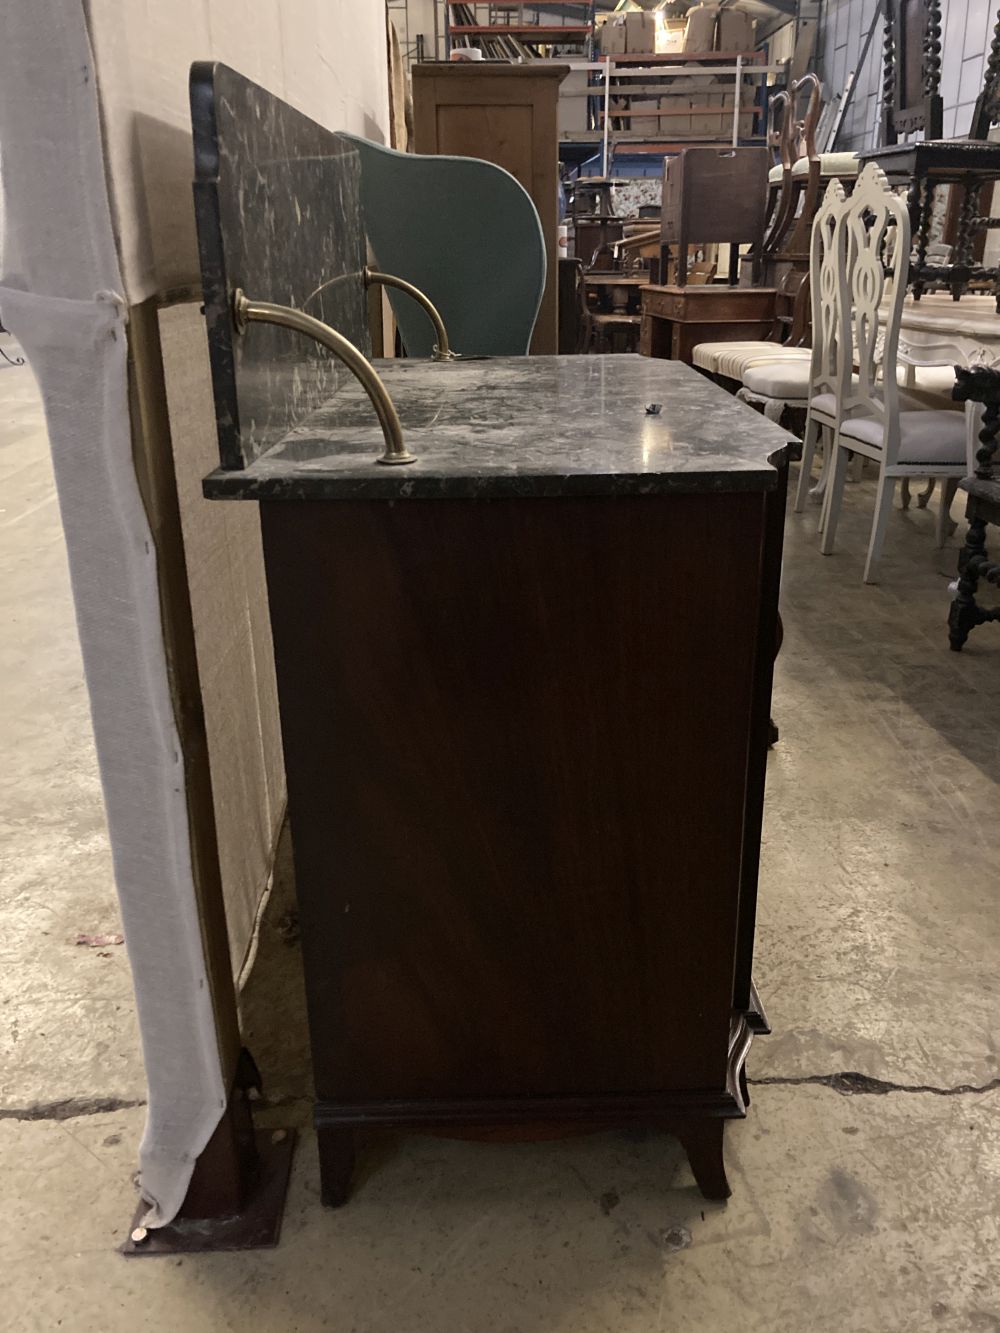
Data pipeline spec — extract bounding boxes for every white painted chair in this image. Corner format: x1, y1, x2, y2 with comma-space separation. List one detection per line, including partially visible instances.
814, 163, 967, 584
739, 335, 960, 427
792, 177, 851, 513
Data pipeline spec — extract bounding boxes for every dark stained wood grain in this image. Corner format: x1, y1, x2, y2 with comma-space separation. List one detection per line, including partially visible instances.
261, 490, 775, 1201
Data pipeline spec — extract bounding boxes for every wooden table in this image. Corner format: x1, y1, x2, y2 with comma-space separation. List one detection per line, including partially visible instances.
587, 273, 648, 351
876, 297, 1000, 646
883, 292, 1000, 471
584, 274, 649, 286
640, 284, 777, 364
891, 292, 1000, 371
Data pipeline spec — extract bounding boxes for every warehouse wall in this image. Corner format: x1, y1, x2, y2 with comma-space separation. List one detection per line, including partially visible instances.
82, 0, 391, 972
817, 0, 998, 148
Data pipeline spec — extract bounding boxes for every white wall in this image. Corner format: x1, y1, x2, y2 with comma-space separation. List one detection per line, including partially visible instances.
817, 0, 998, 148
86, 0, 391, 301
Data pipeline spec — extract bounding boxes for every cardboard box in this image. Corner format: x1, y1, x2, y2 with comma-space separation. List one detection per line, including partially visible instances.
625, 11, 657, 53
659, 93, 691, 135
629, 95, 660, 135
684, 4, 718, 53
719, 7, 755, 52
691, 92, 725, 136
558, 68, 589, 134
683, 4, 755, 54
721, 90, 755, 137
658, 19, 686, 55
599, 16, 628, 55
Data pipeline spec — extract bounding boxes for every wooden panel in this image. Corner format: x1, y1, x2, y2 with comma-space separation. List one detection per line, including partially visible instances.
412, 65, 567, 355
434, 104, 534, 191
261, 493, 765, 1109
642, 284, 777, 322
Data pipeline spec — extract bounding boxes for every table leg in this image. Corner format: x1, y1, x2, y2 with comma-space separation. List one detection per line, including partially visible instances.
949, 516, 989, 651
913, 177, 934, 302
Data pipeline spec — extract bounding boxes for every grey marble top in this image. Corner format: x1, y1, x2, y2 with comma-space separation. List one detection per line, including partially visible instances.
203, 355, 797, 501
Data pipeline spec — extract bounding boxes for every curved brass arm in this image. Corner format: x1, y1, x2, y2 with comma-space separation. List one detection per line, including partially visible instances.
232, 289, 415, 466
363, 266, 457, 361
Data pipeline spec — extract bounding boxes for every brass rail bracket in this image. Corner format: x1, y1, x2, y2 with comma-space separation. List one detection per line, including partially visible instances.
231, 289, 416, 466
363, 266, 459, 362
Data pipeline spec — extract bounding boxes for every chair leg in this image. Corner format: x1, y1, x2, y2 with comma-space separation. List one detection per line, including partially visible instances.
762, 397, 785, 423
863, 473, 898, 584
819, 444, 849, 554
935, 476, 961, 548
916, 478, 936, 508
900, 477, 912, 509
849, 451, 864, 483
814, 425, 837, 516
795, 415, 820, 512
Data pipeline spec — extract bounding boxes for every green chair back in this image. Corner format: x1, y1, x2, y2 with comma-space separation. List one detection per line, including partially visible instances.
338, 134, 545, 357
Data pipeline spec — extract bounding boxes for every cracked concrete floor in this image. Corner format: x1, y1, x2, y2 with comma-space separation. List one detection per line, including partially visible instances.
2, 342, 1000, 1331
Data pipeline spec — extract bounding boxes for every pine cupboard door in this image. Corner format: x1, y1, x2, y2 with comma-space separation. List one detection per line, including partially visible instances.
411, 65, 567, 355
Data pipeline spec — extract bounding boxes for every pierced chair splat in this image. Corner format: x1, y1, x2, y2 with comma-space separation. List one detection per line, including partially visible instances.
815, 163, 968, 583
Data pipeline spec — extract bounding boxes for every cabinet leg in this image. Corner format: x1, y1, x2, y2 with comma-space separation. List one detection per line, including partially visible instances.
677, 1120, 731, 1201
739, 1063, 750, 1109
317, 1127, 355, 1208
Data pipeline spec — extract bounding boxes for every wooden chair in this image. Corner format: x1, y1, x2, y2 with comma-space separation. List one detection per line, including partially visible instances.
760, 90, 791, 248
338, 133, 546, 356
660, 147, 769, 287
812, 164, 968, 583
765, 75, 823, 260
778, 75, 860, 263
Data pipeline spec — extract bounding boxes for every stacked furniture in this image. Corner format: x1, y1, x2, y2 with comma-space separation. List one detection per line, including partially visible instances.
862, 0, 1000, 307
411, 62, 567, 353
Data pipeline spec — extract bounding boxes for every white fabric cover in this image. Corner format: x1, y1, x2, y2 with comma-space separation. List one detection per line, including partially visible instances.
717, 345, 810, 381
1, 0, 392, 1231
810, 391, 838, 417
0, 2, 224, 1227
742, 359, 811, 398
791, 152, 860, 177
692, 340, 810, 378
768, 163, 784, 183
692, 339, 769, 371
839, 410, 967, 463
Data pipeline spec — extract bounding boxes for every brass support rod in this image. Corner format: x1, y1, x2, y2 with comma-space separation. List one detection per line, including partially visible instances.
363, 266, 457, 361
232, 289, 415, 465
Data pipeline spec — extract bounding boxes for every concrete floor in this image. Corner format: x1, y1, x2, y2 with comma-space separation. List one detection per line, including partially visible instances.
2, 340, 1000, 1330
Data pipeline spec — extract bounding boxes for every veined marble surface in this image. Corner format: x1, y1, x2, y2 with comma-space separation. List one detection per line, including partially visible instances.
203, 355, 796, 500
191, 62, 369, 470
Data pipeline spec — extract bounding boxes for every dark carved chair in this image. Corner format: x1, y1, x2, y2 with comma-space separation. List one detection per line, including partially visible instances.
863, 0, 1000, 307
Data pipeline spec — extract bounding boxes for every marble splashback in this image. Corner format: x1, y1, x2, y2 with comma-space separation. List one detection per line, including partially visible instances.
191, 61, 370, 469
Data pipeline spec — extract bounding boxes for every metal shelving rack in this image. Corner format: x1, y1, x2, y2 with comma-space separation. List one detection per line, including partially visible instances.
557, 52, 783, 172
446, 2, 597, 59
